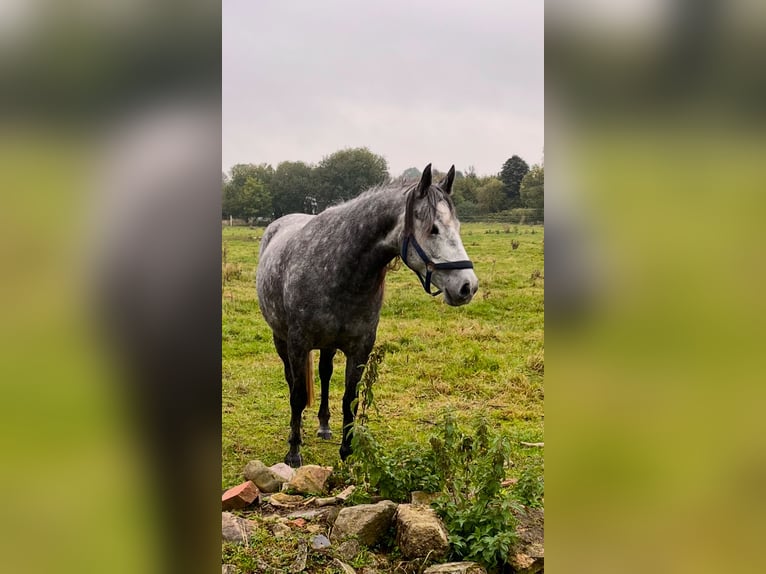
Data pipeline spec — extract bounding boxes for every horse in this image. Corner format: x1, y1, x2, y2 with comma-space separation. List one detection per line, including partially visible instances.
256, 163, 479, 467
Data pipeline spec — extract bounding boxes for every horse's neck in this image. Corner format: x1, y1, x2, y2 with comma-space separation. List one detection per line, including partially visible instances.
329, 189, 404, 276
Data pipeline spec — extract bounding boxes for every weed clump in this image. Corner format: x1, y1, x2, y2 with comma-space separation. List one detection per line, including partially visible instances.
430, 415, 518, 569
347, 346, 539, 570
514, 460, 544, 508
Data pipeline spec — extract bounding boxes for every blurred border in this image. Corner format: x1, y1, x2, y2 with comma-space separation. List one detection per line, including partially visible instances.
547, 1, 766, 572
0, 2, 221, 573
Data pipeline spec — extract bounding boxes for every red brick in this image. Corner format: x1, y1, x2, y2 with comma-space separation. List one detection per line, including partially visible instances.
222, 481, 260, 510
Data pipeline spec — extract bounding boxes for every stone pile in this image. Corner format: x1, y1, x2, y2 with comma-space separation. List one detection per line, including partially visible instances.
221, 459, 543, 573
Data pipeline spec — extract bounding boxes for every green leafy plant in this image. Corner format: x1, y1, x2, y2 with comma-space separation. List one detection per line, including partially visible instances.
514, 459, 544, 508
430, 414, 518, 569
348, 345, 441, 502
347, 347, 527, 570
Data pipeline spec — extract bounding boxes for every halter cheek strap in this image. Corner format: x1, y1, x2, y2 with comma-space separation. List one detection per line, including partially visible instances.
401, 234, 474, 296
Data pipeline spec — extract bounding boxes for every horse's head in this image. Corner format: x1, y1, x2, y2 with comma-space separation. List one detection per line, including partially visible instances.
402, 164, 479, 306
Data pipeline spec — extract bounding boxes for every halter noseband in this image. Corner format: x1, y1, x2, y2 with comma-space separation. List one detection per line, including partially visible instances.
401, 233, 474, 296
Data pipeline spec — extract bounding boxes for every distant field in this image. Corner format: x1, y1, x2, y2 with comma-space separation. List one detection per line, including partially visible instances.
222, 223, 544, 487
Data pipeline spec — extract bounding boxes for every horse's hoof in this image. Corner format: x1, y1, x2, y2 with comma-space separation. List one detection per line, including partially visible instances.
317, 427, 333, 440
339, 444, 352, 461
284, 452, 302, 468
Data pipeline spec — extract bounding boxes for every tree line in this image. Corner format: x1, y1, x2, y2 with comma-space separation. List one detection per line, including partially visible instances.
222, 147, 543, 223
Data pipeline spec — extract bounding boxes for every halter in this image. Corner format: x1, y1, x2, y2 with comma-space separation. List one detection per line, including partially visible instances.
401, 233, 474, 296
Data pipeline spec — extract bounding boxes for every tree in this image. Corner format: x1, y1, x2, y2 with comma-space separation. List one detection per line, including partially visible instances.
315, 147, 388, 211
499, 155, 529, 207
270, 161, 316, 217
240, 177, 272, 221
452, 173, 480, 207
223, 175, 271, 222
401, 167, 421, 181
222, 172, 232, 218
520, 164, 544, 218
223, 163, 275, 222
476, 178, 506, 213
228, 163, 274, 189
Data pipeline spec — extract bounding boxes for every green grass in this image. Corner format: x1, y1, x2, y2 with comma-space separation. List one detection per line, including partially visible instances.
222, 223, 544, 488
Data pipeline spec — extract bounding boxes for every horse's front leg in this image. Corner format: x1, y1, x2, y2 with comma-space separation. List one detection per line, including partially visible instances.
340, 345, 373, 461
285, 342, 311, 467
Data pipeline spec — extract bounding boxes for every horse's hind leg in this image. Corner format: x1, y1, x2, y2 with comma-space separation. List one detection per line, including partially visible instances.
273, 335, 305, 467
317, 348, 336, 439
284, 339, 312, 468
273, 335, 293, 390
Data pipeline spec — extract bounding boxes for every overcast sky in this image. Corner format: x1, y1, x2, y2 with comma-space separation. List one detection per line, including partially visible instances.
223, 0, 543, 177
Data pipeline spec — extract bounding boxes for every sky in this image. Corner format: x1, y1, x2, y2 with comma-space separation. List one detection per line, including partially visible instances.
223, 0, 543, 177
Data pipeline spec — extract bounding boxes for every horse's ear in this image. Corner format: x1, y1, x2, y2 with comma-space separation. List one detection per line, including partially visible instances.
440, 165, 456, 194
417, 163, 432, 197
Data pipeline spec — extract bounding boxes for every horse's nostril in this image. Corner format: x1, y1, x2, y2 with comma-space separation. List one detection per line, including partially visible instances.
460, 282, 471, 298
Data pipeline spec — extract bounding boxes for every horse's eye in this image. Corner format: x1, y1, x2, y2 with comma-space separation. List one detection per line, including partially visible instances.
431, 225, 439, 235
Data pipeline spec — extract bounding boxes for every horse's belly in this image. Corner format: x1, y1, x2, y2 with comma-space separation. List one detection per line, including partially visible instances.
291, 297, 382, 350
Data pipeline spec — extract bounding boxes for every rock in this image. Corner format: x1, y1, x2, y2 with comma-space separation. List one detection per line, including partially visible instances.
269, 462, 296, 483
423, 562, 487, 574
269, 492, 304, 506
336, 538, 361, 561
333, 558, 357, 574
222, 565, 239, 574
395, 504, 449, 559
286, 507, 333, 521
306, 523, 323, 534
331, 500, 398, 546
325, 505, 341, 526
287, 465, 333, 494
289, 539, 308, 573
222, 481, 260, 510
508, 506, 544, 574
272, 523, 291, 538
335, 485, 356, 501
311, 534, 331, 550
410, 490, 439, 506
244, 460, 287, 493
510, 552, 540, 573
221, 512, 254, 544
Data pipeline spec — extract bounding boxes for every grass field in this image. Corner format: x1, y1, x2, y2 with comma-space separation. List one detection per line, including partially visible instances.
222, 223, 544, 489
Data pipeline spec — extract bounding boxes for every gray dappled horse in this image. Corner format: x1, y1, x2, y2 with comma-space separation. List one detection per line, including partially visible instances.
256, 164, 479, 467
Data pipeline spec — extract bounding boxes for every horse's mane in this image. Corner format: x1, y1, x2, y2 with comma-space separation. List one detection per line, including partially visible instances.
322, 178, 455, 240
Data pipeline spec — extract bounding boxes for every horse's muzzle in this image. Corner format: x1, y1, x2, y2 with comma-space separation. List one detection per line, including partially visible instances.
442, 273, 479, 306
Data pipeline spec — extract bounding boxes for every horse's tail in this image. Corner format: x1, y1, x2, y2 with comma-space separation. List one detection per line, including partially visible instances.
305, 351, 315, 408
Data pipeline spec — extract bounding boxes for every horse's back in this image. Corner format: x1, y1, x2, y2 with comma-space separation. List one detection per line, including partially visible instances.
260, 213, 314, 257
257, 213, 315, 338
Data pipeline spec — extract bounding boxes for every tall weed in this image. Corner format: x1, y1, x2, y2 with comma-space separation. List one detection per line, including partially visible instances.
348, 347, 525, 570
